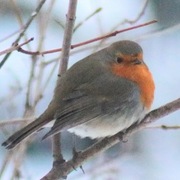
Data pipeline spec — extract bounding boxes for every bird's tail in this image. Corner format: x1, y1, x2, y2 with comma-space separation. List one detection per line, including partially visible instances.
2, 106, 55, 149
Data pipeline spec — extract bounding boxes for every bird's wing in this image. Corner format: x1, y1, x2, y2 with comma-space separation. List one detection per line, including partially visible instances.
42, 73, 140, 139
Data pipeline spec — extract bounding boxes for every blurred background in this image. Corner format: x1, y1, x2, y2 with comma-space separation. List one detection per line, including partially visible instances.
0, 0, 180, 179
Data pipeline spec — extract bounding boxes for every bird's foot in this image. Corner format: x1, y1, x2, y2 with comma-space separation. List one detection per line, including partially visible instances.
118, 130, 128, 143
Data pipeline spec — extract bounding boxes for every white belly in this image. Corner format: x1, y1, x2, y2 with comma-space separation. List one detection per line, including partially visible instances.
68, 108, 147, 139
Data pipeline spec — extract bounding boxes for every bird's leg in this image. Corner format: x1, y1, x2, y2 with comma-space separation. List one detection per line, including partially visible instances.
118, 130, 128, 143
72, 134, 81, 157
70, 134, 85, 172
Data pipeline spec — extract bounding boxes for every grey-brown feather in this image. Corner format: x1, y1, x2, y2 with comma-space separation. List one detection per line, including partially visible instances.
43, 42, 143, 139
2, 40, 145, 148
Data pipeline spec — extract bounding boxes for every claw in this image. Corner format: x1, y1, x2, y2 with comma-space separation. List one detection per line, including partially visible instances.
118, 131, 128, 143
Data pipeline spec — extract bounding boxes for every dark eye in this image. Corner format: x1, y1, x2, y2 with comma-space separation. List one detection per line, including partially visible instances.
116, 57, 123, 63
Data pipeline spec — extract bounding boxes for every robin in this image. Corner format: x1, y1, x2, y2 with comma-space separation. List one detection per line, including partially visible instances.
2, 40, 155, 149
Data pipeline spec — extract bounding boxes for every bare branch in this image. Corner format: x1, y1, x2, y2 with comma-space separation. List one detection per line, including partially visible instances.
73, 7, 102, 32
40, 98, 180, 179
147, 125, 180, 130
15, 20, 157, 56
41, 1, 78, 179
0, 26, 24, 43
122, 0, 149, 24
0, 151, 13, 177
0, 38, 34, 56
58, 0, 78, 75
0, 0, 46, 69
0, 118, 33, 127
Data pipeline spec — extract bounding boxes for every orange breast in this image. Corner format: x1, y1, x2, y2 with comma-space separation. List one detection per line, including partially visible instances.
111, 64, 155, 109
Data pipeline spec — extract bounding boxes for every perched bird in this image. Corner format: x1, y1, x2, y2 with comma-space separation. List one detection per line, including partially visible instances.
2, 40, 155, 149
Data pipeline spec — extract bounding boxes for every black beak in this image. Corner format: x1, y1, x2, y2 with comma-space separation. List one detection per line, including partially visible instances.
132, 59, 143, 65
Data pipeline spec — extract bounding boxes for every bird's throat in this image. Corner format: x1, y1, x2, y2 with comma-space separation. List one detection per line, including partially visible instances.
111, 64, 155, 109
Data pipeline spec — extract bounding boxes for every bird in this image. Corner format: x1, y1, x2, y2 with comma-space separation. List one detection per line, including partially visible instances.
2, 40, 155, 149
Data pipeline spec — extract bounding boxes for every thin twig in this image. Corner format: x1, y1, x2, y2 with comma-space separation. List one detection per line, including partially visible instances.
37, 0, 56, 51
0, 38, 34, 56
11, 143, 28, 179
94, 0, 150, 51
33, 0, 57, 108
0, 0, 46, 69
73, 7, 102, 32
16, 20, 157, 56
0, 26, 24, 43
69, 20, 157, 50
0, 118, 33, 127
10, 0, 31, 52
147, 125, 180, 130
121, 0, 149, 25
0, 151, 13, 177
